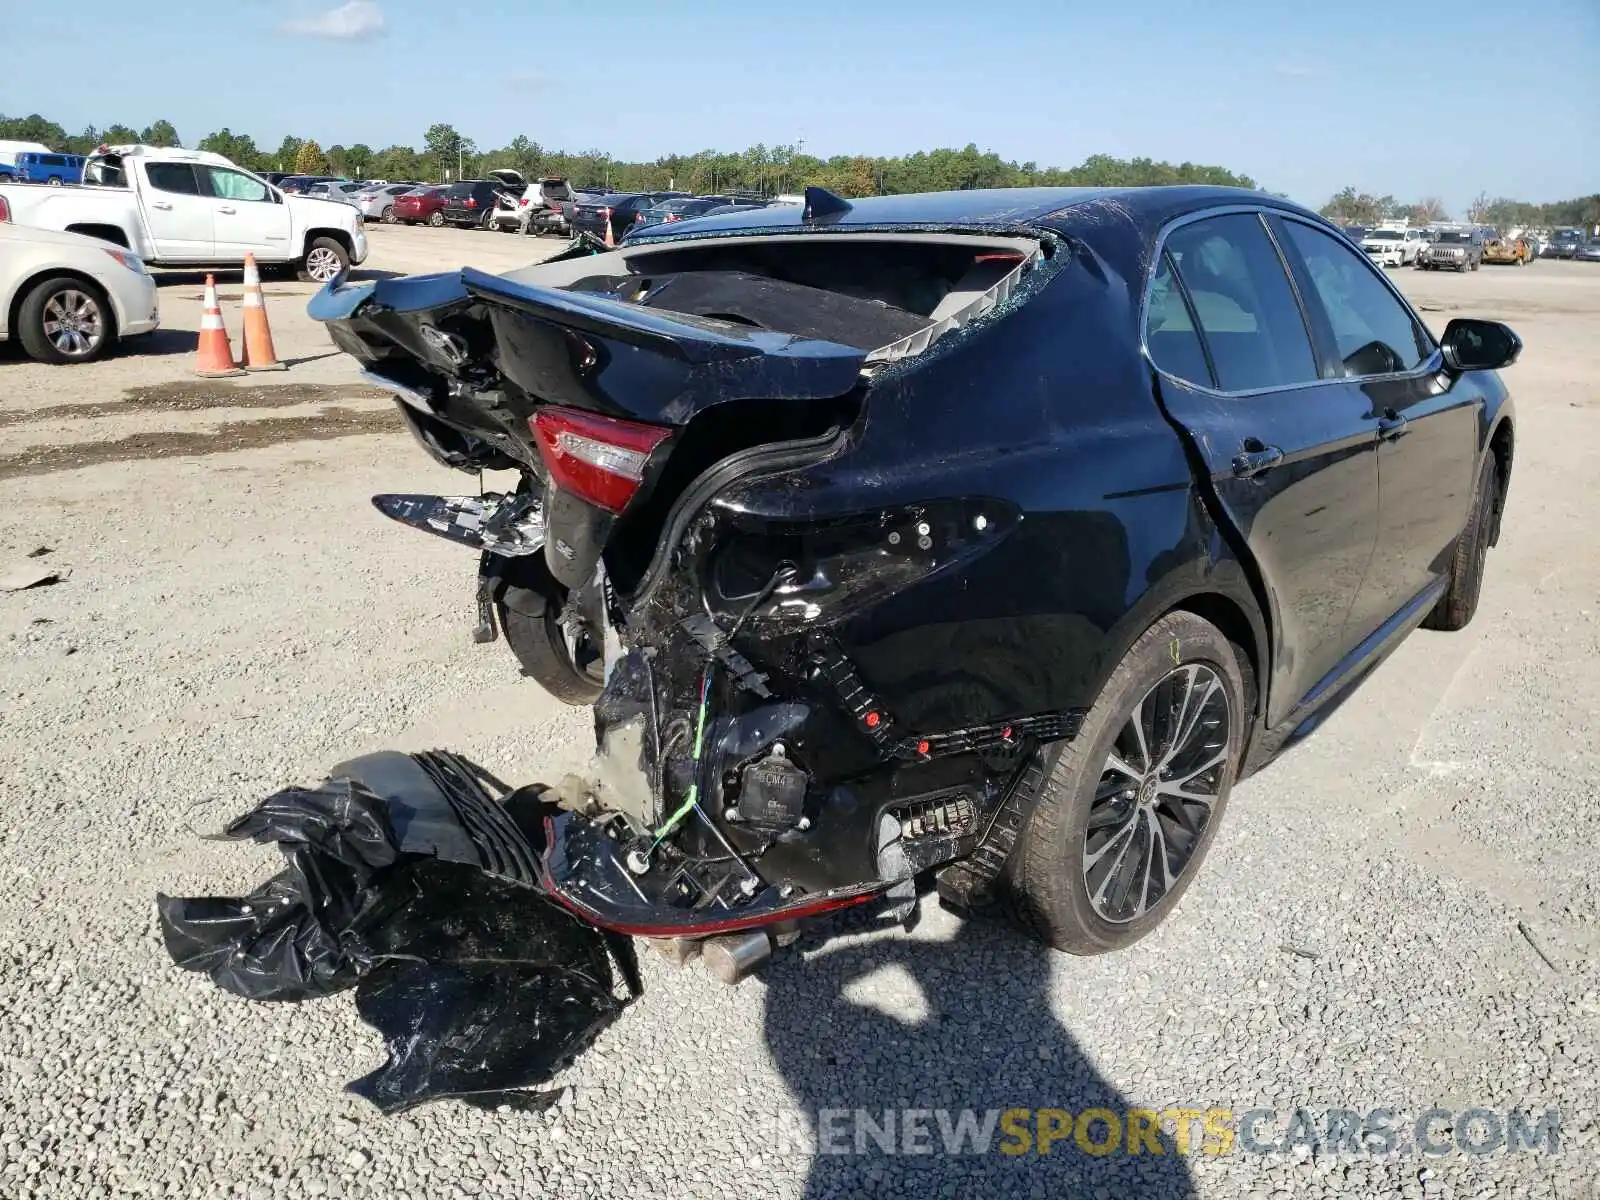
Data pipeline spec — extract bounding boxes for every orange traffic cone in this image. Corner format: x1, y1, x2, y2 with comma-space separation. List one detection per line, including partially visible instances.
194, 274, 244, 378
603, 207, 615, 249
240, 254, 285, 371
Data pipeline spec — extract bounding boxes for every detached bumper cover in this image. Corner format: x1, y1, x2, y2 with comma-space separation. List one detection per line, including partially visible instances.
156, 751, 641, 1113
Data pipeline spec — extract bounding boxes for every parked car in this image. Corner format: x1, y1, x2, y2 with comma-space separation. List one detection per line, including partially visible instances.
278, 175, 341, 195
440, 170, 526, 230
316, 185, 1519, 958
1358, 227, 1426, 267
570, 191, 689, 242
260, 172, 293, 187
352, 183, 424, 223
0, 144, 367, 281
488, 176, 576, 233
1416, 229, 1483, 271
13, 152, 87, 186
1482, 234, 1536, 266
300, 180, 368, 207
1543, 229, 1585, 259
0, 218, 159, 363
624, 196, 750, 236
1578, 239, 1600, 263
391, 186, 449, 226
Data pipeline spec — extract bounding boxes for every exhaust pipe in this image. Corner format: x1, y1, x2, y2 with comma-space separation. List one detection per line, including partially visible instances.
700, 930, 772, 985
645, 936, 702, 968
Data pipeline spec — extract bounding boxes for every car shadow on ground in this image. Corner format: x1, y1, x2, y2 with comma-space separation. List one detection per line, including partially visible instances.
761, 904, 1198, 1198
152, 267, 404, 288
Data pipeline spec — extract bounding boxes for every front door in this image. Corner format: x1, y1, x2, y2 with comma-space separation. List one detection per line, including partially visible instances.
1147, 211, 1381, 727
203, 166, 293, 260
1270, 216, 1481, 642
140, 162, 214, 260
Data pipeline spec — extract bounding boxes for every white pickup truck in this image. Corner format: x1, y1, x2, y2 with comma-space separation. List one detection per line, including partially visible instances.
0, 144, 368, 282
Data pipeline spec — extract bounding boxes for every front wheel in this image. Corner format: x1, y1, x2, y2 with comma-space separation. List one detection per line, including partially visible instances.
297, 237, 349, 283
1423, 452, 1500, 632
380, 205, 396, 224
17, 278, 114, 363
1001, 612, 1246, 954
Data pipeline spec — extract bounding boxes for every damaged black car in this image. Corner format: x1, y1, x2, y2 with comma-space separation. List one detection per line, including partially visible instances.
300, 186, 1519, 961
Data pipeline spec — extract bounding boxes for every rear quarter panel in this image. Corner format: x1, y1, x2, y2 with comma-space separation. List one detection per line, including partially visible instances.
711, 224, 1264, 731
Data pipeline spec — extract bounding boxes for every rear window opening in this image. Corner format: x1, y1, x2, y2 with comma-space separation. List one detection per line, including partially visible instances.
501, 232, 1047, 367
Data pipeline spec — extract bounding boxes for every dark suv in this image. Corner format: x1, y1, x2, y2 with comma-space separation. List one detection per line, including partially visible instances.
440, 180, 515, 229
570, 191, 689, 242
1417, 229, 1484, 271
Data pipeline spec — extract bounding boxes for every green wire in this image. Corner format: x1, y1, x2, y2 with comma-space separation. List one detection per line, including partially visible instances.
650, 667, 712, 846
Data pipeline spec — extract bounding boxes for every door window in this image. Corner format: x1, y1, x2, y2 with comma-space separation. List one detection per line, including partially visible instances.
1165, 213, 1319, 392
1279, 220, 1432, 377
145, 163, 202, 195
206, 167, 271, 202
1146, 252, 1214, 387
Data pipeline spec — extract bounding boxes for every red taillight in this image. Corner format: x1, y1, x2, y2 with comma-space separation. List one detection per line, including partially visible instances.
531, 406, 671, 514
634, 212, 644, 223
601, 207, 611, 222
519, 198, 529, 206
0, 196, 10, 222
465, 197, 477, 208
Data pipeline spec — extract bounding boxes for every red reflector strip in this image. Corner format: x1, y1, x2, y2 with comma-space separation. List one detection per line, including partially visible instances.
531, 405, 671, 514
972, 252, 1026, 263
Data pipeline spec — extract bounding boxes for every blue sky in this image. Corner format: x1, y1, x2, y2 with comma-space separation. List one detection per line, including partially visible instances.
1, 0, 1595, 214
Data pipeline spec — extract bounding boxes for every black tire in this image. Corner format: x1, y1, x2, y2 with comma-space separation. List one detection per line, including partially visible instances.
499, 596, 605, 706
17, 277, 115, 364
297, 236, 349, 283
428, 211, 446, 227
380, 205, 396, 224
1423, 452, 1499, 632
1001, 611, 1246, 954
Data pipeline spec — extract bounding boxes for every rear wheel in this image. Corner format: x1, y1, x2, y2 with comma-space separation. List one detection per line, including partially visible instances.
380, 205, 396, 224
428, 211, 446, 227
1423, 452, 1499, 632
1002, 612, 1246, 954
499, 594, 606, 706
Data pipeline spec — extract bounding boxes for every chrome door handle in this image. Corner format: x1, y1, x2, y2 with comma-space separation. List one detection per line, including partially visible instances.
151, 201, 173, 210
1377, 411, 1409, 441
1232, 443, 1284, 479
217, 206, 237, 214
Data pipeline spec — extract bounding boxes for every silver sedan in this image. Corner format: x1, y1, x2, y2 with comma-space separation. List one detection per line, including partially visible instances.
351, 184, 426, 224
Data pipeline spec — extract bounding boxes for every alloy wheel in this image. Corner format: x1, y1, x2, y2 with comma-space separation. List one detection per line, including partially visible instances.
304, 246, 342, 282
41, 289, 105, 358
1082, 663, 1231, 923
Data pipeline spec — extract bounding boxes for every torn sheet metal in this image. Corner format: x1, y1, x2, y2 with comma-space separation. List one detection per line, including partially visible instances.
372, 493, 545, 556
157, 751, 639, 1112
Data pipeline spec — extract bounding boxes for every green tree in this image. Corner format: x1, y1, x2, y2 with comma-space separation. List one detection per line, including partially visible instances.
294, 139, 329, 175
346, 143, 374, 178
1319, 187, 1393, 226
274, 136, 304, 171
102, 123, 140, 145
0, 112, 70, 147
198, 128, 262, 170
423, 122, 471, 181
140, 119, 181, 147
326, 144, 350, 176
373, 144, 422, 181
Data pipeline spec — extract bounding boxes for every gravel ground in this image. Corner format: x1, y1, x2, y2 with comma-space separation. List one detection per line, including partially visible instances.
1, 228, 1596, 1199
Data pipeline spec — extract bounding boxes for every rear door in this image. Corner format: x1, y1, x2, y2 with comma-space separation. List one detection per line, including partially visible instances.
1147, 209, 1381, 726
1271, 215, 1480, 640
139, 162, 215, 259
203, 165, 292, 258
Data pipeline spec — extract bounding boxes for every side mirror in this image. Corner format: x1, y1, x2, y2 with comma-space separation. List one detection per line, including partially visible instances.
1440, 318, 1521, 372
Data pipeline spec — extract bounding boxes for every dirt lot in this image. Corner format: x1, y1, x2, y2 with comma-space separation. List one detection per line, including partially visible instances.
0, 226, 1596, 1199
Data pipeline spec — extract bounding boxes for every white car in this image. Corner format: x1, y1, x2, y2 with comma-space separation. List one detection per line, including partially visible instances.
1359, 227, 1426, 268
0, 216, 159, 363
489, 175, 576, 233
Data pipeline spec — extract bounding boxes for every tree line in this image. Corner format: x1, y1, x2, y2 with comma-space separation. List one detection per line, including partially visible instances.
1319, 185, 1600, 232
2, 111, 1258, 198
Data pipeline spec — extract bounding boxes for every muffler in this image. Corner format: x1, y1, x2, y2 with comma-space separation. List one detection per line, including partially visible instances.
700, 930, 772, 985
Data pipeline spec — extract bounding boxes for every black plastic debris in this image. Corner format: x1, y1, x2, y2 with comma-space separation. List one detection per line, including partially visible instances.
156, 750, 641, 1112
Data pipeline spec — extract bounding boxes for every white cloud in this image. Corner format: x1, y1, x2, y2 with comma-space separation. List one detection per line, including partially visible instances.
281, 1, 385, 39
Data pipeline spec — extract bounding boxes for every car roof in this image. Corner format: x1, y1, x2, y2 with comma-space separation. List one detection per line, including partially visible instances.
625, 185, 1316, 240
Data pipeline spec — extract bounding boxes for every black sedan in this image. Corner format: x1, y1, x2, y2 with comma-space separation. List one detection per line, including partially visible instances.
316, 185, 1519, 958
570, 191, 689, 243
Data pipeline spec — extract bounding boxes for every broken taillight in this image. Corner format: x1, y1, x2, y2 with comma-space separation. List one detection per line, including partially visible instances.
0, 196, 9, 222
531, 406, 671, 514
